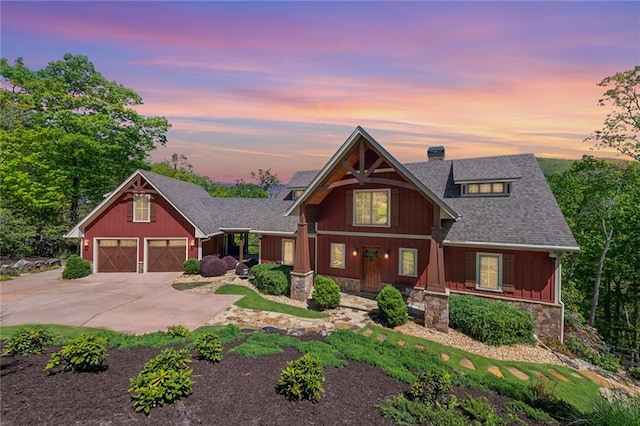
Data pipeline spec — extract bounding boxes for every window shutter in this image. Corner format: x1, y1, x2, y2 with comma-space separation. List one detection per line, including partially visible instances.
465, 251, 476, 284
150, 195, 157, 222
345, 190, 353, 225
126, 195, 134, 222
391, 188, 399, 226
503, 253, 515, 285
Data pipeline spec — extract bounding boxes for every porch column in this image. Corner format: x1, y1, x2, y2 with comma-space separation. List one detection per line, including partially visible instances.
238, 236, 244, 263
291, 210, 314, 301
426, 223, 446, 292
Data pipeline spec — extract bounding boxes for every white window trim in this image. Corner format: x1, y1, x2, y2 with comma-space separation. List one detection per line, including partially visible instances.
282, 239, 295, 266
398, 248, 418, 277
462, 182, 511, 197
476, 252, 503, 292
133, 194, 151, 222
353, 188, 391, 227
330, 243, 346, 269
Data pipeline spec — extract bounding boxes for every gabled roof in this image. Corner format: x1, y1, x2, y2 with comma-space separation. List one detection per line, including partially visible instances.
285, 126, 459, 220
203, 198, 297, 235
65, 169, 214, 238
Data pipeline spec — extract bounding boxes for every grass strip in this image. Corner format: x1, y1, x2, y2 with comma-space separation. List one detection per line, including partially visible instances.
172, 281, 212, 291
215, 284, 329, 319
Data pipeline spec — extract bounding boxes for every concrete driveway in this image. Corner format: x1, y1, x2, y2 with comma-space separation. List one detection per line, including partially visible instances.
0, 270, 241, 334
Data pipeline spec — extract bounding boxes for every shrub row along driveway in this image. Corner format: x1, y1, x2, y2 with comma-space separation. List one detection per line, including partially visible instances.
0, 270, 240, 334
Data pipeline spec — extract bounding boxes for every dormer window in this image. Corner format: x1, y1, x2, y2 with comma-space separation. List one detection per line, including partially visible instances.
462, 182, 510, 196
286, 189, 304, 200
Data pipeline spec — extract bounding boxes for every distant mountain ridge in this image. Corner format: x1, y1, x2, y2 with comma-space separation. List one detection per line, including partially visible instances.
536, 157, 629, 177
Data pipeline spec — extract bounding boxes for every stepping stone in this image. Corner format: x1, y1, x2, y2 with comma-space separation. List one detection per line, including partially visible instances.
377, 334, 388, 342
415, 344, 425, 351
570, 372, 584, 380
548, 370, 569, 382
506, 367, 529, 381
459, 358, 476, 370
488, 366, 504, 377
440, 353, 450, 361
363, 329, 373, 337
398, 340, 406, 347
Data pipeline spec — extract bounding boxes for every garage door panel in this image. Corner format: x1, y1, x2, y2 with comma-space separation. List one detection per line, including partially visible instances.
147, 239, 186, 272
98, 239, 137, 272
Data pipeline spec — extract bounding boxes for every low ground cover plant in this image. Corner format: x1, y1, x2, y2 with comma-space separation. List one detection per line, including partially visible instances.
129, 348, 194, 414
312, 275, 341, 310
183, 258, 200, 275
376, 285, 408, 327
190, 331, 223, 362
62, 254, 91, 279
166, 325, 191, 338
2, 327, 53, 356
277, 353, 325, 401
45, 334, 107, 373
250, 264, 291, 296
449, 295, 535, 346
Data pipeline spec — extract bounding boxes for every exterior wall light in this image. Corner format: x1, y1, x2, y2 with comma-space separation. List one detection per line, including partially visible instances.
384, 251, 389, 259
84, 239, 90, 248
190, 239, 196, 247
352, 248, 358, 256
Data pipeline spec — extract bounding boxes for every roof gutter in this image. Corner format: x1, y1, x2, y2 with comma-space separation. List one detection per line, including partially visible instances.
443, 240, 580, 253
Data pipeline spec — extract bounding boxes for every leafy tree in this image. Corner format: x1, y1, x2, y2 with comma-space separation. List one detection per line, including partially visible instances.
251, 168, 280, 192
1, 54, 170, 224
586, 66, 640, 161
549, 157, 640, 360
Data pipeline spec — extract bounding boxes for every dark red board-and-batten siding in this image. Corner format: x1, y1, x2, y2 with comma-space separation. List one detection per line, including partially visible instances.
316, 176, 435, 235
260, 235, 316, 271
316, 234, 430, 287
83, 192, 197, 263
444, 246, 555, 303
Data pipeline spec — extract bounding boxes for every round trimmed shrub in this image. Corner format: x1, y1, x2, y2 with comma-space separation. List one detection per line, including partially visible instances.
235, 262, 250, 276
199, 255, 217, 271
376, 285, 408, 327
312, 275, 341, 310
62, 254, 91, 279
277, 353, 325, 401
200, 256, 228, 277
222, 255, 238, 270
254, 269, 289, 296
183, 258, 200, 275
449, 295, 535, 346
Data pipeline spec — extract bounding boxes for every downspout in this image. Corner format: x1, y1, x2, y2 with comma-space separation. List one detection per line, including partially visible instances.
553, 252, 565, 343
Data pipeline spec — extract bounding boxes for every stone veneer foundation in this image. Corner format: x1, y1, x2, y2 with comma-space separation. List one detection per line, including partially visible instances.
290, 271, 314, 302
330, 276, 361, 293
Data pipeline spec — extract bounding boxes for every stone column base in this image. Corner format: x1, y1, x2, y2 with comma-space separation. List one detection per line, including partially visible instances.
424, 288, 450, 333
290, 271, 314, 302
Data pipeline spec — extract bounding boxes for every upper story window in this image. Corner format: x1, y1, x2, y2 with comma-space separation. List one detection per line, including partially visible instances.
354, 189, 390, 226
133, 194, 150, 222
462, 182, 510, 196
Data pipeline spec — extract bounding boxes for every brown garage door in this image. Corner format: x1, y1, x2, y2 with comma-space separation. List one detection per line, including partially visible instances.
97, 239, 137, 272
147, 239, 187, 272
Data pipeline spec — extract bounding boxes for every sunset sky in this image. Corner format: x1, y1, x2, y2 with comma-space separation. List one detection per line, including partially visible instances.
2, 1, 638, 182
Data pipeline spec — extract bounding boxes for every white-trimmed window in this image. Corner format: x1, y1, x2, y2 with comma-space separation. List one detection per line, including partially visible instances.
330, 243, 345, 269
282, 239, 295, 266
477, 253, 502, 291
462, 182, 510, 196
399, 248, 417, 277
133, 194, 150, 222
354, 189, 390, 226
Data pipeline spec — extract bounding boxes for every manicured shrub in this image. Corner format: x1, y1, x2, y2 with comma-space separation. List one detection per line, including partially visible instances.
45, 334, 108, 373
166, 324, 191, 338
222, 255, 237, 270
376, 285, 408, 327
62, 254, 91, 279
312, 275, 341, 310
449, 295, 535, 346
409, 369, 453, 404
277, 353, 325, 401
2, 327, 53, 356
191, 332, 223, 362
183, 258, 200, 275
200, 256, 228, 277
253, 269, 290, 296
235, 262, 250, 276
129, 348, 194, 414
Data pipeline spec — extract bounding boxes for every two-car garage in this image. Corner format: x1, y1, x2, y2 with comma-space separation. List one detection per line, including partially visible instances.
96, 238, 187, 273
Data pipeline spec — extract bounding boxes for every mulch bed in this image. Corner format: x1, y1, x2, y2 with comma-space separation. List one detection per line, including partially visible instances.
1, 337, 553, 425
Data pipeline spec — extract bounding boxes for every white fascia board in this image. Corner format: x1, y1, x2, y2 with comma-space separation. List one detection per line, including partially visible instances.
443, 240, 580, 253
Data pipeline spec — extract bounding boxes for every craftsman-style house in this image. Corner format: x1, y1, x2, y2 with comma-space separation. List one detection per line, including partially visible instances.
66, 127, 578, 340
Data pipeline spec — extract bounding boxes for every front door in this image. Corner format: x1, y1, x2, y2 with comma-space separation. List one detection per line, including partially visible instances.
361, 247, 382, 293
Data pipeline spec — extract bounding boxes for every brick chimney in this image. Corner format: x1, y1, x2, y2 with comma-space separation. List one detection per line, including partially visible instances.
427, 146, 445, 161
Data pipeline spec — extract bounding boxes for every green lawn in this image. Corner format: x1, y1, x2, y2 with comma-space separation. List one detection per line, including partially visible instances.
215, 284, 329, 319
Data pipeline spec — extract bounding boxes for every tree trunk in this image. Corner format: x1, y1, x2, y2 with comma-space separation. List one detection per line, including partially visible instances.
70, 175, 80, 224
589, 226, 614, 326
